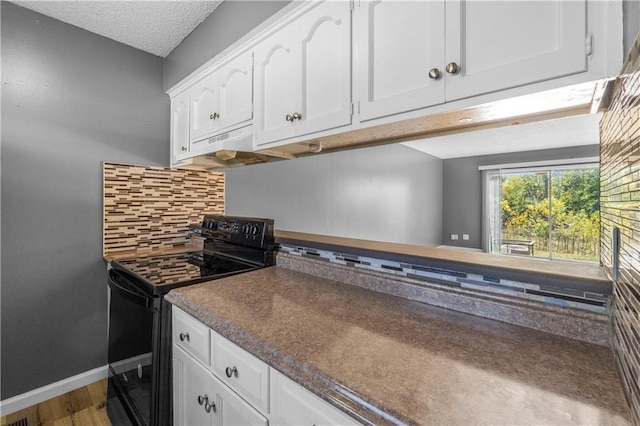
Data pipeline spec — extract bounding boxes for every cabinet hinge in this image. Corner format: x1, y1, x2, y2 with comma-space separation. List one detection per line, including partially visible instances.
585, 32, 593, 58
351, 102, 354, 116
357, 101, 361, 115
350, 0, 355, 11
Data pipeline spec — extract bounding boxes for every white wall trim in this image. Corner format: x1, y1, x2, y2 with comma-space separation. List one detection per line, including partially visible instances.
0, 365, 108, 416
478, 156, 600, 171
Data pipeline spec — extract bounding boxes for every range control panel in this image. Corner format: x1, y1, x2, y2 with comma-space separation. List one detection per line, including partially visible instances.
201, 215, 274, 249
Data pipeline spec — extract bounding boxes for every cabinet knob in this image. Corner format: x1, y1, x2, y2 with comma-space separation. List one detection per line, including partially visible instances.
210, 112, 219, 120
428, 68, 441, 80
285, 114, 293, 122
180, 147, 187, 152
292, 112, 302, 121
179, 332, 190, 342
446, 62, 460, 75
205, 400, 216, 413
225, 366, 238, 378
197, 394, 208, 406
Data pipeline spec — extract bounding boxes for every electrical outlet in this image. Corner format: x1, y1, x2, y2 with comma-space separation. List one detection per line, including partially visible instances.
451, 234, 459, 240
463, 234, 469, 241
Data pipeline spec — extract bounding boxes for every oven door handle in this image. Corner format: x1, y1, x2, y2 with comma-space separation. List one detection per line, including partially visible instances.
108, 275, 153, 309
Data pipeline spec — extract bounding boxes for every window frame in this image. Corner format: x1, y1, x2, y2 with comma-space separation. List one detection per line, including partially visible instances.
480, 157, 599, 261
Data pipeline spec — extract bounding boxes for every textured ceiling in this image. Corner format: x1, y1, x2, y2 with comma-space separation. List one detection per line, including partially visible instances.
11, 0, 223, 57
403, 113, 601, 159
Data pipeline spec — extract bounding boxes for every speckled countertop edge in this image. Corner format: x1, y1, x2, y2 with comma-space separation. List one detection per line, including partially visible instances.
165, 290, 407, 425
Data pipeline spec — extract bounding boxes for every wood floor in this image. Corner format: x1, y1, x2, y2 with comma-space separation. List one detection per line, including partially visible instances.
0, 380, 111, 426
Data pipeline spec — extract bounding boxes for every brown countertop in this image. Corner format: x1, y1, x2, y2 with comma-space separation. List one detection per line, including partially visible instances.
275, 230, 611, 285
166, 266, 630, 425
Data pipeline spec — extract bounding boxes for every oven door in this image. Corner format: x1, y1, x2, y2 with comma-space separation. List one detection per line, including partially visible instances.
107, 269, 159, 426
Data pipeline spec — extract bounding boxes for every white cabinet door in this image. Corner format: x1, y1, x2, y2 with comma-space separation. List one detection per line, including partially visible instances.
270, 369, 359, 426
219, 384, 268, 426
254, 1, 352, 147
444, 0, 587, 101
356, 0, 445, 122
171, 91, 190, 162
173, 346, 220, 426
296, 0, 352, 137
217, 51, 254, 131
254, 22, 299, 146
189, 73, 220, 143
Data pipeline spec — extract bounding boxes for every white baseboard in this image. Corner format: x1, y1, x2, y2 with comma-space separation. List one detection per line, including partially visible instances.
0, 365, 108, 416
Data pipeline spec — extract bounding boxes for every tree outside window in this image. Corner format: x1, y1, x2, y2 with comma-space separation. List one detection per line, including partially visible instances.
488, 166, 599, 262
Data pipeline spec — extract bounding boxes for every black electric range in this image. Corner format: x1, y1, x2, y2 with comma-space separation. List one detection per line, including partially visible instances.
106, 215, 274, 426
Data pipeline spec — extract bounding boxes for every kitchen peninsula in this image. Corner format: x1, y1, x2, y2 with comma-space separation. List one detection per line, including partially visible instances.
166, 259, 631, 425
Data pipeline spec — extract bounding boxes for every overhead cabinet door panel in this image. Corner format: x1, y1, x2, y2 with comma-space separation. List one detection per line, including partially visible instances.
254, 1, 352, 147
296, 0, 352, 137
445, 0, 587, 101
190, 74, 220, 143
254, 24, 299, 145
171, 92, 190, 161
217, 52, 253, 131
357, 0, 445, 122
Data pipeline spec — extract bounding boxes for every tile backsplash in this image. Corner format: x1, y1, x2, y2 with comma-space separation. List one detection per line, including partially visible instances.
600, 38, 640, 424
103, 162, 224, 256
278, 244, 610, 314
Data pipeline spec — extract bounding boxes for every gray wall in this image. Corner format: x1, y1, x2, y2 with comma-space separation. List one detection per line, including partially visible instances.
441, 145, 600, 249
163, 0, 290, 91
225, 144, 443, 246
1, 2, 168, 399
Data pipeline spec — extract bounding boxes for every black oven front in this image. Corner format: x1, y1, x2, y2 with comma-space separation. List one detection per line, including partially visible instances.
107, 269, 172, 426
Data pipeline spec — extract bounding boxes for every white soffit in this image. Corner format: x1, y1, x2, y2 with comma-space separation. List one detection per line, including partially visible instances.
11, 0, 223, 57
402, 113, 602, 159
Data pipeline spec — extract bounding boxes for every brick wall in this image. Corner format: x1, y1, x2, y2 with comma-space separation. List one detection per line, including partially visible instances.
600, 39, 640, 424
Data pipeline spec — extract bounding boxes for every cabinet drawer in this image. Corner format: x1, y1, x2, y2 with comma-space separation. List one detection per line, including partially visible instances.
210, 330, 269, 413
270, 368, 360, 426
173, 307, 210, 365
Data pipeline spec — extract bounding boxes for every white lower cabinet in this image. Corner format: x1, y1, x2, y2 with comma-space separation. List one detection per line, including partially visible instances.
270, 369, 359, 426
173, 345, 266, 426
172, 307, 361, 426
211, 330, 269, 413
173, 345, 220, 426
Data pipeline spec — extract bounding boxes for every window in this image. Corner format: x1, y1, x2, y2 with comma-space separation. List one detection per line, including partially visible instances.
482, 159, 600, 262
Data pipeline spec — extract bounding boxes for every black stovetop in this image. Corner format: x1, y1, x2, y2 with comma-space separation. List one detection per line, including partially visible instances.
110, 251, 261, 295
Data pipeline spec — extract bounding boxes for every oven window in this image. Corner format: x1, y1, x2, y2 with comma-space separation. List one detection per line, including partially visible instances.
108, 271, 154, 425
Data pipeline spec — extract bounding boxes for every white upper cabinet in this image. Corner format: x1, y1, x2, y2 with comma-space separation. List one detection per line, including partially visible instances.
168, 0, 620, 159
216, 52, 254, 132
356, 0, 445, 122
171, 91, 190, 163
254, 0, 352, 147
254, 21, 299, 145
444, 0, 587, 102
354, 0, 590, 122
189, 50, 253, 145
190, 72, 220, 143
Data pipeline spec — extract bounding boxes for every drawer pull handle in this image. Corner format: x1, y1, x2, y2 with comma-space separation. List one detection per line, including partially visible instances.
179, 332, 190, 342
197, 394, 208, 406
225, 366, 237, 378
205, 400, 216, 413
